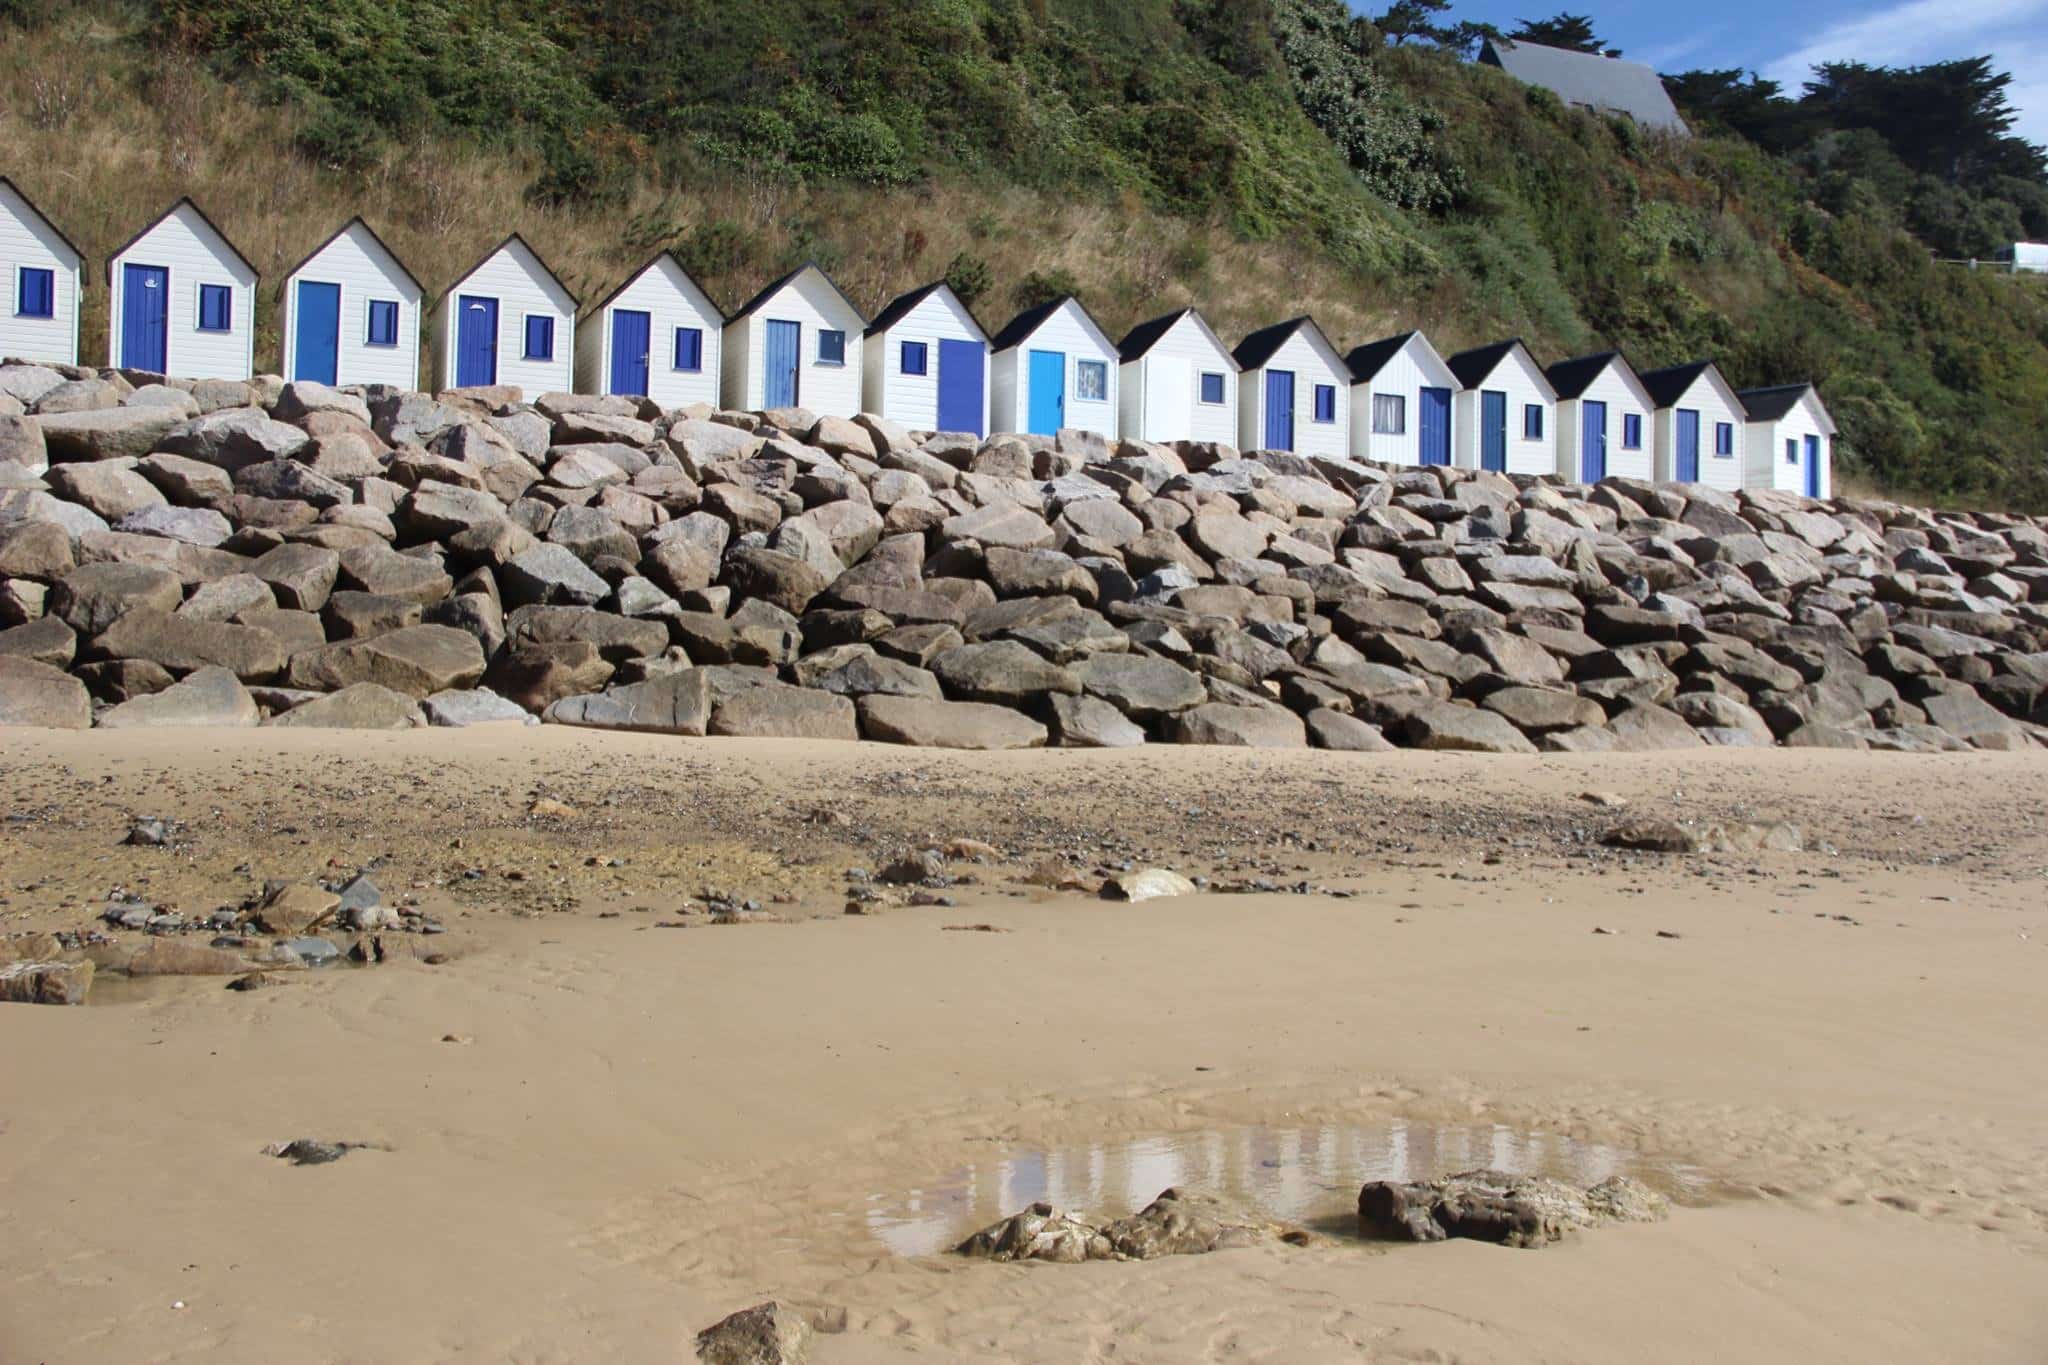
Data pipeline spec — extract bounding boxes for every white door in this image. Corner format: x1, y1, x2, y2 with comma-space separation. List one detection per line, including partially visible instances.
1146, 356, 1191, 442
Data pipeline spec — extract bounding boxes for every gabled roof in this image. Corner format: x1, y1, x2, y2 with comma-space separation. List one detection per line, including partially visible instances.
0, 176, 86, 268
582, 248, 721, 322
728, 261, 865, 328
989, 295, 1113, 356
1545, 350, 1632, 400
106, 196, 258, 285
283, 216, 423, 297
1232, 315, 1339, 373
1636, 360, 1722, 409
444, 232, 578, 308
1739, 382, 1832, 429
1344, 330, 1424, 383
1120, 308, 1188, 362
1479, 38, 1688, 135
863, 280, 985, 341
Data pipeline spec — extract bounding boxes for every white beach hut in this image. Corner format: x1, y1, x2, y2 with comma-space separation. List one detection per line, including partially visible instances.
0, 177, 85, 368
1344, 330, 1459, 467
1232, 316, 1349, 457
576, 250, 722, 407
1445, 339, 1557, 475
861, 281, 989, 435
106, 197, 257, 380
1740, 383, 1835, 499
279, 217, 423, 389
988, 296, 1119, 440
429, 234, 577, 394
1544, 351, 1654, 484
1115, 308, 1238, 446
1639, 360, 1746, 491
720, 263, 866, 418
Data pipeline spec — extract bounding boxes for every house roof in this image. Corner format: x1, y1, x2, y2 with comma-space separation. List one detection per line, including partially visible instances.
1637, 360, 1719, 409
445, 232, 578, 308
1446, 338, 1558, 399
989, 295, 1114, 355
1544, 350, 1631, 400
106, 196, 258, 286
1738, 383, 1818, 422
0, 176, 86, 268
1232, 315, 1337, 372
863, 280, 985, 341
1118, 308, 1189, 362
728, 261, 865, 327
283, 216, 423, 297
1344, 330, 1423, 383
582, 248, 720, 322
1479, 38, 1688, 134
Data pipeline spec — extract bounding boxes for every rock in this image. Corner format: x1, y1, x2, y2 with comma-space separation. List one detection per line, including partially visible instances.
1605, 702, 1708, 751
116, 504, 233, 547
0, 614, 74, 667
0, 521, 75, 580
931, 640, 1079, 704
858, 694, 1048, 749
941, 503, 1056, 550
1172, 703, 1308, 747
92, 610, 288, 680
1100, 1187, 1280, 1258
117, 939, 267, 976
157, 407, 308, 469
722, 546, 829, 614
267, 683, 424, 729
252, 883, 340, 936
1076, 653, 1205, 718
35, 406, 185, 462
709, 684, 859, 740
500, 543, 610, 608
1479, 686, 1606, 733
97, 666, 258, 727
693, 1301, 813, 1365
422, 688, 538, 727
48, 562, 184, 634
45, 462, 167, 521
483, 641, 614, 712
956, 1202, 1111, 1263
1305, 708, 1395, 751
1048, 692, 1147, 747
1601, 819, 1699, 853
250, 543, 341, 611
544, 671, 714, 735
0, 957, 93, 1005
1102, 867, 1196, 902
1400, 701, 1539, 754
286, 625, 486, 698
1358, 1170, 1666, 1248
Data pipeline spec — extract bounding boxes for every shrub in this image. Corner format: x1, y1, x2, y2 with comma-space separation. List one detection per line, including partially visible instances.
943, 251, 994, 306
1013, 267, 1082, 310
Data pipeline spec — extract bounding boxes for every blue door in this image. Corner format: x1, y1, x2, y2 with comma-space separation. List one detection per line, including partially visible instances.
937, 337, 985, 436
1027, 349, 1065, 435
121, 264, 168, 373
1581, 400, 1608, 482
764, 319, 800, 408
293, 281, 341, 385
609, 309, 651, 397
1804, 434, 1821, 498
456, 295, 498, 387
1419, 386, 1452, 466
1263, 369, 1295, 451
1480, 390, 1507, 472
1675, 409, 1700, 482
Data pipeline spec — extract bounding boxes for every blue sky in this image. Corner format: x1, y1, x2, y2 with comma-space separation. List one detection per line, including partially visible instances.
1354, 0, 2048, 141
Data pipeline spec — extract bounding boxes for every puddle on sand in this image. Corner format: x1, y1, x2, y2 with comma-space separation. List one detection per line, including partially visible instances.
863, 1121, 1718, 1257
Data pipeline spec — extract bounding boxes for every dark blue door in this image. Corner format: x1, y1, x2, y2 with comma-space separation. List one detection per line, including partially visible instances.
1419, 386, 1452, 466
1027, 350, 1065, 435
1675, 409, 1700, 482
456, 295, 497, 387
1804, 434, 1821, 498
937, 337, 985, 436
293, 281, 340, 385
1480, 390, 1507, 472
609, 309, 651, 396
1263, 369, 1295, 451
1581, 400, 1607, 482
764, 319, 800, 407
121, 264, 168, 373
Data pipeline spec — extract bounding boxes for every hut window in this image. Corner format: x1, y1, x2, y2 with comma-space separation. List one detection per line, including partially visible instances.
1715, 422, 1734, 455
523, 315, 554, 361
1199, 371, 1225, 405
1312, 384, 1336, 423
817, 329, 846, 365
197, 284, 232, 332
1785, 438, 1798, 464
1523, 404, 1543, 439
15, 267, 53, 318
1622, 413, 1642, 449
1372, 393, 1405, 435
901, 341, 928, 376
366, 300, 399, 347
673, 327, 703, 372
1075, 359, 1108, 401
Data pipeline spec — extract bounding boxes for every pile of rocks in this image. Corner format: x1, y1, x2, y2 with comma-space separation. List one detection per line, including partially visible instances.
3, 360, 2045, 752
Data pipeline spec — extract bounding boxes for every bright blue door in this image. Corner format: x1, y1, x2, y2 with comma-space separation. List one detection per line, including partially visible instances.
1263, 369, 1295, 451
1419, 386, 1452, 466
456, 295, 497, 387
1804, 434, 1821, 497
764, 319, 800, 407
937, 338, 985, 436
293, 281, 341, 385
609, 309, 651, 396
121, 264, 168, 373
1581, 400, 1607, 482
1675, 409, 1700, 482
1027, 349, 1065, 435
1480, 390, 1507, 472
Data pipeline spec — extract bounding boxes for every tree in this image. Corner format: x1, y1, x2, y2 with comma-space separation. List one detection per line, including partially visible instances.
1375, 0, 1451, 46
1508, 13, 1609, 55
1663, 68, 1805, 151
1441, 19, 1503, 60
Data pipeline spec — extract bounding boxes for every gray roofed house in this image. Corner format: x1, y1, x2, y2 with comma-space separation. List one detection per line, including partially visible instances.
1479, 39, 1689, 136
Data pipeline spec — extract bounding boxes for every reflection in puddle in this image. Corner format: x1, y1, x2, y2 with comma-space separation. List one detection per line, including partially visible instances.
865, 1121, 1715, 1257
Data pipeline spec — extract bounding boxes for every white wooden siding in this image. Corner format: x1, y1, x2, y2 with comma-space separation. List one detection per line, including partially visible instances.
1118, 314, 1236, 445
0, 182, 81, 366
1349, 335, 1458, 465
576, 256, 722, 408
431, 239, 575, 394
1649, 371, 1744, 492
1451, 348, 1554, 475
721, 312, 753, 412
862, 289, 987, 432
1554, 362, 1653, 482
720, 269, 863, 416
990, 300, 1118, 439
279, 221, 421, 389
1238, 330, 1348, 457
107, 201, 256, 380
1744, 392, 1834, 497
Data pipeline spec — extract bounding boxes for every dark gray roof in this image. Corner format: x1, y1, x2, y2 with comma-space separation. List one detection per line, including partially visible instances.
1119, 308, 1191, 362
1445, 338, 1522, 389
1480, 39, 1688, 135
1545, 350, 1629, 400
990, 295, 1113, 355
864, 280, 984, 341
1737, 383, 1815, 422
1343, 330, 1420, 382
1637, 360, 1719, 409
1232, 315, 1334, 372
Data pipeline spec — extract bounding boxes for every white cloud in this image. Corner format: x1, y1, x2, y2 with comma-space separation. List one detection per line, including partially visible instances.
1638, 27, 1728, 72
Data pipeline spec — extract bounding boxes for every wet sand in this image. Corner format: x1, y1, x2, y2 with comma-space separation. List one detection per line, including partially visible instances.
2, 731, 2045, 1362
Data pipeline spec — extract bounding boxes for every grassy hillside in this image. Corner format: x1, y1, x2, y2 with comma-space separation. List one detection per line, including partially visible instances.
4, 0, 2047, 508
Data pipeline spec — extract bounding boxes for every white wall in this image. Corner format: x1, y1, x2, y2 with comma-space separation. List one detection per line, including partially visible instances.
1554, 363, 1653, 482
576, 256, 723, 408
431, 238, 575, 394
1745, 393, 1834, 497
1650, 372, 1745, 492
862, 289, 987, 433
1451, 348, 1553, 475
1118, 314, 1236, 446
108, 201, 256, 380
0, 182, 81, 367
279, 221, 421, 390
1349, 335, 1458, 465
726, 269, 864, 417
990, 300, 1118, 439
1237, 329, 1348, 457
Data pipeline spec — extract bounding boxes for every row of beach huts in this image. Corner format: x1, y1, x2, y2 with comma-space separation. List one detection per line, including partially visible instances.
0, 185, 1835, 497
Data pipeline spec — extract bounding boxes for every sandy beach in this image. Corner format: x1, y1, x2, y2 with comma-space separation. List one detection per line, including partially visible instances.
2, 731, 2045, 1362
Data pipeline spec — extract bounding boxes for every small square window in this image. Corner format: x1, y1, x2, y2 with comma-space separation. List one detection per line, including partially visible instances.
1785, 438, 1798, 465
197, 283, 232, 332
1523, 404, 1544, 439
673, 326, 703, 372
1312, 383, 1336, 423
1714, 421, 1734, 455
1622, 413, 1642, 449
1075, 359, 1107, 402
1371, 393, 1405, 435
1198, 371, 1225, 405
817, 329, 846, 365
16, 267, 54, 319
901, 340, 928, 376
523, 314, 554, 361
366, 299, 399, 347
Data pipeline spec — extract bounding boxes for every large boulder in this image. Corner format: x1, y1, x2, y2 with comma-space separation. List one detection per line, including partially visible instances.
1048, 692, 1147, 747
931, 640, 1079, 704
155, 408, 309, 470
543, 670, 714, 735
266, 683, 424, 729
48, 562, 183, 634
941, 503, 1056, 550
286, 625, 486, 698
1401, 701, 1538, 753
250, 543, 341, 611
482, 641, 613, 712
35, 407, 185, 462
0, 655, 90, 728
91, 610, 289, 681
857, 694, 1049, 749
0, 521, 75, 581
500, 544, 611, 608
722, 547, 829, 614
96, 667, 259, 728
1076, 653, 1207, 718
44, 462, 166, 521
709, 683, 859, 740
1172, 703, 1308, 747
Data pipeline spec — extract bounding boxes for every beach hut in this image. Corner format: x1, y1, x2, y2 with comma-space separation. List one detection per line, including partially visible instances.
861, 281, 989, 435
1639, 360, 1746, 490
1445, 338, 1556, 475
1115, 308, 1238, 446
1740, 383, 1835, 499
1344, 330, 1458, 467
278, 217, 423, 390
720, 263, 865, 418
1544, 351, 1654, 484
106, 197, 256, 380
988, 296, 1119, 440
429, 235, 576, 394
1232, 316, 1349, 457
0, 177, 85, 368
576, 250, 722, 407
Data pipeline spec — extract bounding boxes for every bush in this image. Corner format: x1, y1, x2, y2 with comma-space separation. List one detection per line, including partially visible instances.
1012, 267, 1082, 310
943, 251, 995, 307
295, 100, 379, 172
676, 220, 753, 279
